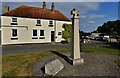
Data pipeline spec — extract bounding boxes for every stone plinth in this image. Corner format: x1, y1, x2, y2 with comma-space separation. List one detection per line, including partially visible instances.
45, 59, 64, 76
69, 58, 84, 65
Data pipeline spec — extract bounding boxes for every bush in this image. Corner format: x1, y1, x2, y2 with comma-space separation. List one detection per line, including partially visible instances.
62, 24, 72, 43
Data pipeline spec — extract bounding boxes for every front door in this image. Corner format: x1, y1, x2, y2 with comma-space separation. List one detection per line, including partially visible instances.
51, 31, 54, 42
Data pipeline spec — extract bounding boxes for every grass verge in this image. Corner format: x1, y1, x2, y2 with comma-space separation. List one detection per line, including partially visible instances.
81, 46, 119, 55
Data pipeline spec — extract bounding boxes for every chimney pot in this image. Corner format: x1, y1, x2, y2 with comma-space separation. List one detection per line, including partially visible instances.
43, 2, 46, 10
51, 2, 55, 12
4, 6, 9, 13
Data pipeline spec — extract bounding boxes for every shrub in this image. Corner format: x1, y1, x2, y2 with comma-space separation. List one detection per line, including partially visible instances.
62, 24, 72, 43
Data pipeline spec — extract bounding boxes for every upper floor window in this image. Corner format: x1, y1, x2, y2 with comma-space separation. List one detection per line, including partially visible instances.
11, 18, 18, 25
36, 20, 41, 26
12, 18, 17, 23
49, 20, 53, 27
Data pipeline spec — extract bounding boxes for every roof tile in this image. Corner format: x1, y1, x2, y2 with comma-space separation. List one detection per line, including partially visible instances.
2, 5, 71, 21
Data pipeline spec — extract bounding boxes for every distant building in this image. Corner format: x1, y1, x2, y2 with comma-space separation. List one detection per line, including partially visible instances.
1, 2, 72, 45
91, 33, 101, 37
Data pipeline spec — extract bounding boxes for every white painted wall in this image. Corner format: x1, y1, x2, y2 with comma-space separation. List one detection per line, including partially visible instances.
1, 16, 72, 45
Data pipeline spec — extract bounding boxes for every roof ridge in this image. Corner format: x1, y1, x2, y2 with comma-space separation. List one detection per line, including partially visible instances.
20, 5, 58, 11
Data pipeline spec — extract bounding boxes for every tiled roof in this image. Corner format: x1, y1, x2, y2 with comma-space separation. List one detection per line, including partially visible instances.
2, 5, 71, 21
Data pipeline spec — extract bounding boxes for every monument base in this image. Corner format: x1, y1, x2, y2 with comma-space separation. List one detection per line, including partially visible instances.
69, 57, 84, 65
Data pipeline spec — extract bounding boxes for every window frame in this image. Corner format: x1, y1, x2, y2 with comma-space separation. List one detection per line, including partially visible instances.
12, 18, 17, 23
11, 29, 18, 40
36, 19, 41, 26
11, 17, 18, 25
58, 32, 62, 35
40, 30, 44, 36
49, 20, 53, 27
39, 30, 45, 39
12, 29, 17, 37
33, 29, 37, 37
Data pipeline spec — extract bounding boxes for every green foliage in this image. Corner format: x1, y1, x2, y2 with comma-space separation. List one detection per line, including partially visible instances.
62, 24, 72, 43
96, 20, 120, 37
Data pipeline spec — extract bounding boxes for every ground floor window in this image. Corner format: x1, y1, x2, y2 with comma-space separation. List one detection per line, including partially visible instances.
33, 30, 37, 36
11, 29, 18, 40
40, 30, 44, 36
12, 29, 17, 37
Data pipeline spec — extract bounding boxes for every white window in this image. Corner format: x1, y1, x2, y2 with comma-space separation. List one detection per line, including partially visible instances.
12, 18, 17, 23
32, 29, 38, 39
12, 29, 17, 37
58, 32, 62, 35
33, 30, 37, 36
36, 20, 41, 26
11, 29, 18, 40
49, 20, 53, 27
40, 30, 44, 36
39, 30, 45, 39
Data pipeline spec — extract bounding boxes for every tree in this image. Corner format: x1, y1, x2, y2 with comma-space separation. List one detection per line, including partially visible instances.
96, 20, 120, 37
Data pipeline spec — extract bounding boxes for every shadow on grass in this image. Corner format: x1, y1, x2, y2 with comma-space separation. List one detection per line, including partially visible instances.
50, 51, 71, 64
103, 42, 120, 50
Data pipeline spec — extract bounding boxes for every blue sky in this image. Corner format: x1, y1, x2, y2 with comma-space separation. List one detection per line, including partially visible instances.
1, 2, 119, 32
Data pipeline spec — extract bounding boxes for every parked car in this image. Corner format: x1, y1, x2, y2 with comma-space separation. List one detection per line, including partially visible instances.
95, 37, 103, 41
88, 36, 96, 40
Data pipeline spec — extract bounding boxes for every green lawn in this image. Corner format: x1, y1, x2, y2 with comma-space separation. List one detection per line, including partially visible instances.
2, 48, 70, 76
2, 46, 119, 76
81, 46, 119, 55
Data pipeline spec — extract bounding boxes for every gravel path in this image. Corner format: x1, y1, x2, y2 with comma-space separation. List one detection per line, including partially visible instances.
32, 52, 119, 76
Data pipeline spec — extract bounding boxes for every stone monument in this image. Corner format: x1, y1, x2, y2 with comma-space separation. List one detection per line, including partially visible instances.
45, 59, 64, 76
70, 8, 84, 65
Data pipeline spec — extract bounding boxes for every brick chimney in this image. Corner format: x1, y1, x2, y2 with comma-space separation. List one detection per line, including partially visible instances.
51, 2, 55, 12
4, 6, 9, 13
43, 2, 46, 10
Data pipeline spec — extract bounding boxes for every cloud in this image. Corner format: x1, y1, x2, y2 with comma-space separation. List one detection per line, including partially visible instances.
55, 2, 100, 15
88, 14, 105, 19
88, 20, 95, 24
76, 2, 100, 14
79, 15, 87, 19
80, 14, 105, 19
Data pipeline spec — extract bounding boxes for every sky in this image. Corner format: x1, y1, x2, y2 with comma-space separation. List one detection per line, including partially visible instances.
0, 1, 119, 32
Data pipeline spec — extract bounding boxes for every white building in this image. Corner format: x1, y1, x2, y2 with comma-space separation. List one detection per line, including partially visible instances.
1, 2, 71, 45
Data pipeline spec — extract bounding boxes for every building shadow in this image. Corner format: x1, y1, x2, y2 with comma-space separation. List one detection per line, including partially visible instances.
50, 51, 72, 64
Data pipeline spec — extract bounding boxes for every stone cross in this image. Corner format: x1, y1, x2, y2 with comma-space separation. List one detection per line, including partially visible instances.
71, 8, 79, 19
70, 8, 84, 65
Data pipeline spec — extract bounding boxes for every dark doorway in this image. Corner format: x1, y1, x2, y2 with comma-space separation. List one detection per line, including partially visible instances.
51, 31, 54, 42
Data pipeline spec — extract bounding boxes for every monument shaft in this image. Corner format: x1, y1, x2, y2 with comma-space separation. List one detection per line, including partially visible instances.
71, 18, 80, 59
70, 8, 84, 65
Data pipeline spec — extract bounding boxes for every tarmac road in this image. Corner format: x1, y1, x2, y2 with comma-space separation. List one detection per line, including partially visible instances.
2, 44, 70, 55
2, 40, 106, 55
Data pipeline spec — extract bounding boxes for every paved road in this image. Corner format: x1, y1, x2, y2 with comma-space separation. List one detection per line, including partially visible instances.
2, 44, 71, 55
2, 41, 106, 55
